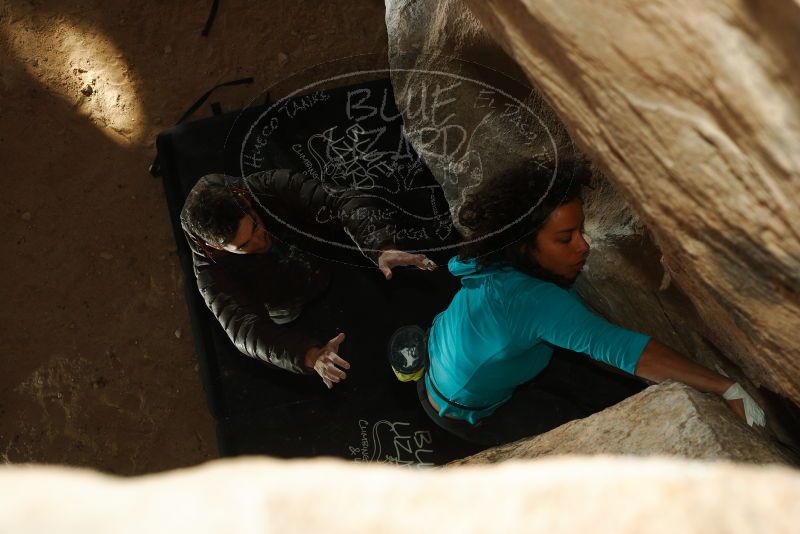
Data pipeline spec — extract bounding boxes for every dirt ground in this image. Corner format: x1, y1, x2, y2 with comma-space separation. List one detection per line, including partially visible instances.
0, 0, 389, 475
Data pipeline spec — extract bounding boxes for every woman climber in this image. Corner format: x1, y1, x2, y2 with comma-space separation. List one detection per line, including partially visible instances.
389, 163, 765, 446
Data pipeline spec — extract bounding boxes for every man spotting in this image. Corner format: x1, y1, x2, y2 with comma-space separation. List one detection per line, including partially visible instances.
180, 169, 436, 388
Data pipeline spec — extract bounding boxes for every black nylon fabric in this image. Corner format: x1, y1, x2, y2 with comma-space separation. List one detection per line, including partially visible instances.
179, 168, 401, 374
156, 78, 483, 464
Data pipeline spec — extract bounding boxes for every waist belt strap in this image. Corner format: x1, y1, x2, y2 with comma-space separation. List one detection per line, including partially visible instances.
426, 374, 492, 412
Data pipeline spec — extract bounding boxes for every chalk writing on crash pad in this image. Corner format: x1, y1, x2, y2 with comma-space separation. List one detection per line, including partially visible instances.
347, 418, 434, 467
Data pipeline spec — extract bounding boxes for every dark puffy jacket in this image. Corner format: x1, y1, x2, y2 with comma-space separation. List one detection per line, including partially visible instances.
180, 169, 397, 374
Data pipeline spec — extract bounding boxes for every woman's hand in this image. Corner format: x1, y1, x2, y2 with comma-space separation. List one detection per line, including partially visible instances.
304, 333, 350, 389
377, 249, 437, 280
634, 340, 766, 427
723, 382, 766, 427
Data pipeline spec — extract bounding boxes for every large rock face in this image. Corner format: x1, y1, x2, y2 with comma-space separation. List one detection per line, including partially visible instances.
384, 0, 580, 230
1, 456, 799, 532
463, 0, 800, 405
450, 382, 795, 466
383, 0, 797, 447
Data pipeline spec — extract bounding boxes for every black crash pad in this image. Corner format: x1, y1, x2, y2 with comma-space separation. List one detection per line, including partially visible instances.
156, 77, 485, 465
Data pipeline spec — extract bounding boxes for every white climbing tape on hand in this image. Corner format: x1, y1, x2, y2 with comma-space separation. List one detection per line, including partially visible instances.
722, 382, 766, 427
313, 351, 348, 388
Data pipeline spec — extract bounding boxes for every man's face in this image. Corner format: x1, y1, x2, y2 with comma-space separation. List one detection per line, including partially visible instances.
528, 198, 590, 281
220, 209, 273, 254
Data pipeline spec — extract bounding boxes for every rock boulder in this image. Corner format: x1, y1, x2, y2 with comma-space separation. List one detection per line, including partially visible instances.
464, 0, 800, 406
450, 382, 795, 466
0, 454, 799, 532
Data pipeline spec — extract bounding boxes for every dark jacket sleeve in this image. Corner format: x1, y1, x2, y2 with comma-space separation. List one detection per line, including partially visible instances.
179, 199, 318, 374
248, 169, 398, 263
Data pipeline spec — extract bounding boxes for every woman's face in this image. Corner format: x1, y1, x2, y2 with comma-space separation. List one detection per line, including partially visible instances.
528, 198, 590, 281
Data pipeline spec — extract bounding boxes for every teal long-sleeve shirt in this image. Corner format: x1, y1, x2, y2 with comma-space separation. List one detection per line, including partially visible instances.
425, 257, 651, 424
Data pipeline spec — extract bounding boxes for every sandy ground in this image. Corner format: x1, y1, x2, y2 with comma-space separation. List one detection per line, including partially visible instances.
0, 0, 389, 475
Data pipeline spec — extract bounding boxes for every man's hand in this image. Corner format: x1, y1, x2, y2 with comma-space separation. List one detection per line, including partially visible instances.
378, 249, 437, 280
305, 333, 350, 389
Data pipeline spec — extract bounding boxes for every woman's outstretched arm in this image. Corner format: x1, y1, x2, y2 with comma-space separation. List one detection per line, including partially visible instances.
509, 283, 764, 426
634, 339, 749, 423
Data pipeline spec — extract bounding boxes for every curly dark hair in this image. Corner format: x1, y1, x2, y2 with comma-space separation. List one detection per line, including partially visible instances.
457, 161, 592, 286
182, 175, 249, 247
